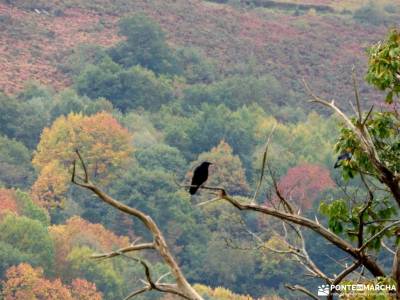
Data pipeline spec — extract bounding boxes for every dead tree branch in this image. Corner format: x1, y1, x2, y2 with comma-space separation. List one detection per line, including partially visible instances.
72, 150, 203, 300
285, 284, 319, 300
122, 257, 192, 300
184, 180, 385, 278
92, 243, 155, 259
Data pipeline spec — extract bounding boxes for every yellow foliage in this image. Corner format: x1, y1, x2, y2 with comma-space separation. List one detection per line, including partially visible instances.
189, 140, 250, 195
31, 161, 70, 208
194, 284, 284, 300
32, 112, 133, 207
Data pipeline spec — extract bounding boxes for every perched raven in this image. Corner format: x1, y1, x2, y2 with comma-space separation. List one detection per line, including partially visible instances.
189, 162, 213, 195
334, 151, 352, 168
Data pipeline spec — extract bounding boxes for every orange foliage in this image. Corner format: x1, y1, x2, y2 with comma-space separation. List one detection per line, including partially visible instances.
0, 189, 19, 218
49, 216, 129, 276
2, 263, 102, 300
31, 161, 70, 208
71, 278, 103, 300
32, 112, 133, 207
2, 263, 73, 300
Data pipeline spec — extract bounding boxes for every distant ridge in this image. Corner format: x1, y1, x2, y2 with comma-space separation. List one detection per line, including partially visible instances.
209, 0, 335, 12
245, 0, 335, 12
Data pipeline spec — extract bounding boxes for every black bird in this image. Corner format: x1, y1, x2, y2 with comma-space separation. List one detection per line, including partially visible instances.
334, 150, 352, 168
189, 162, 213, 195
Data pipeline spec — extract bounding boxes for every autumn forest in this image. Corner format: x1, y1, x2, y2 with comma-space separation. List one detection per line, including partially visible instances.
1, 0, 400, 299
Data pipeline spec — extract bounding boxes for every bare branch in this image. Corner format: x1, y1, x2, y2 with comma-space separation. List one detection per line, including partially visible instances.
333, 261, 361, 285
91, 243, 155, 259
123, 258, 192, 300
72, 151, 203, 300
252, 123, 277, 203
75, 149, 88, 183
156, 272, 172, 284
196, 197, 221, 207
352, 66, 362, 124
362, 105, 374, 126
268, 165, 295, 214
349, 99, 358, 117
238, 217, 331, 283
217, 191, 384, 277
304, 79, 356, 131
359, 220, 400, 252
285, 284, 319, 300
123, 287, 150, 300
381, 240, 396, 255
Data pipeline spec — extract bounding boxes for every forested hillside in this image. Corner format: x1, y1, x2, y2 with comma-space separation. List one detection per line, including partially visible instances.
0, 0, 400, 299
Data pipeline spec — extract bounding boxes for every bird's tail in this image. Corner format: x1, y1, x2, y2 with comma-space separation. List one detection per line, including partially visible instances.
189, 185, 199, 195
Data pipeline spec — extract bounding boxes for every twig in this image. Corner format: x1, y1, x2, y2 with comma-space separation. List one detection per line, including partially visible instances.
285, 284, 319, 300
362, 105, 374, 126
75, 149, 88, 182
91, 243, 155, 259
251, 123, 277, 203
381, 240, 396, 255
196, 197, 221, 207
359, 220, 400, 252
269, 165, 294, 214
352, 66, 362, 124
333, 261, 361, 285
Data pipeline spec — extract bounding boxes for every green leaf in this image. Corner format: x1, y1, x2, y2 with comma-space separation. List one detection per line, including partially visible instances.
386, 91, 394, 103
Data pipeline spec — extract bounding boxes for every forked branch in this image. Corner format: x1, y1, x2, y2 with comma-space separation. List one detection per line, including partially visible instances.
72, 150, 203, 300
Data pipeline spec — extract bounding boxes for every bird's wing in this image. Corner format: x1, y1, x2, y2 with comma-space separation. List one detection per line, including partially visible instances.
191, 167, 201, 185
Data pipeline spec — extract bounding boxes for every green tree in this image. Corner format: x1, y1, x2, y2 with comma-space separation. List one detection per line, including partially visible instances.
161, 103, 262, 173
0, 242, 30, 277
135, 143, 187, 176
14, 190, 50, 226
182, 74, 287, 111
75, 56, 123, 103
0, 135, 33, 188
176, 47, 217, 84
0, 214, 55, 274
50, 89, 113, 121
66, 246, 125, 299
110, 14, 178, 74
0, 92, 20, 139
75, 58, 174, 112
366, 29, 400, 103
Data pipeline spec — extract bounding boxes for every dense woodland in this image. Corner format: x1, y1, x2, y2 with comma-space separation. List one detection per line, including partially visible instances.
1, 0, 400, 299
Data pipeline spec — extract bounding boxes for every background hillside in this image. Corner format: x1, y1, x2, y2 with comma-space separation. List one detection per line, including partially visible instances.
1, 0, 397, 111
0, 0, 399, 299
